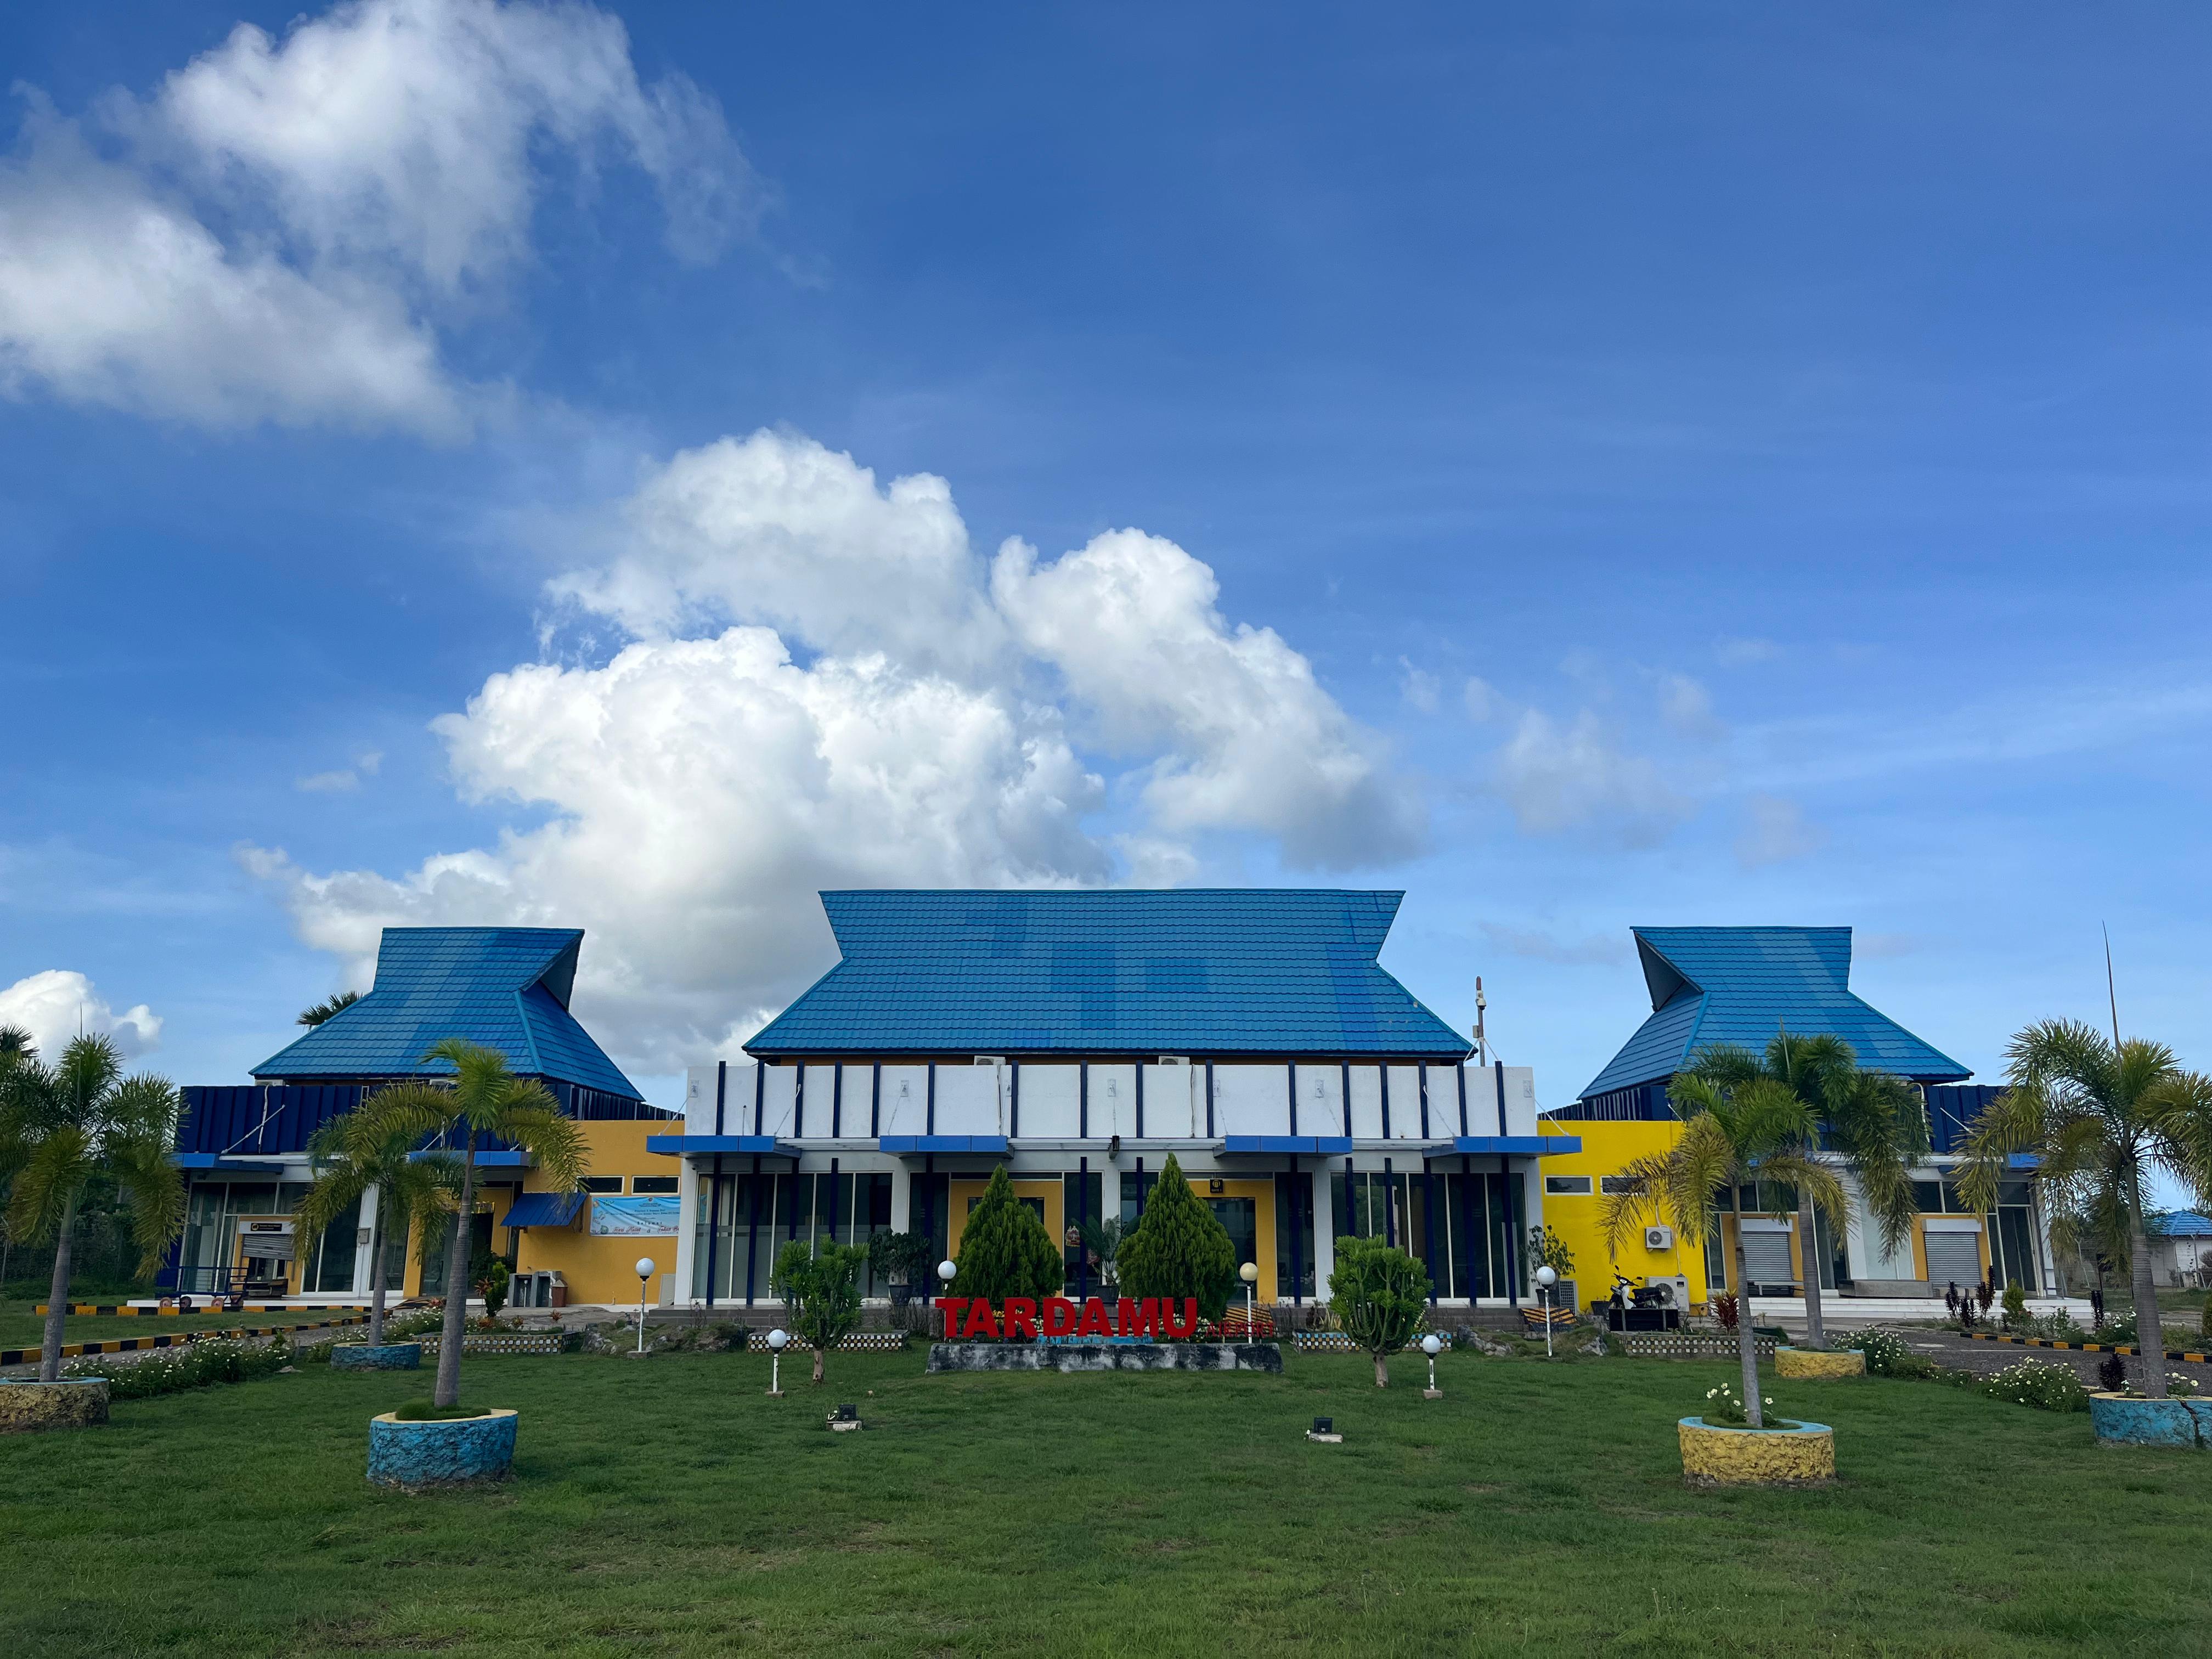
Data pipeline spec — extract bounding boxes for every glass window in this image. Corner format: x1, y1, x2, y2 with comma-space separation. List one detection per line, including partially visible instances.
1912, 1181, 1944, 1213
630, 1176, 678, 1195
1545, 1176, 1593, 1195
580, 1176, 623, 1194
1599, 1176, 1637, 1197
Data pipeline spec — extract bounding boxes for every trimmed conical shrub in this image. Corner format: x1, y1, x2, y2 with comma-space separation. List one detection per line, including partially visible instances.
1115, 1153, 1239, 1320
952, 1165, 1065, 1302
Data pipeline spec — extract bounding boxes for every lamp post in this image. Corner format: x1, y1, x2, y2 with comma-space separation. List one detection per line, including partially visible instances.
1535, 1264, 1558, 1358
1421, 1332, 1442, 1398
937, 1259, 957, 1339
1239, 1261, 1258, 1332
634, 1256, 656, 1355
766, 1327, 788, 1396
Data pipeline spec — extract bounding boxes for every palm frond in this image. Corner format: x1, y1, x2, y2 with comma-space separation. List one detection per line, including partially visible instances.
5, 1126, 94, 1243
108, 1131, 187, 1274
1685, 1045, 1762, 1091
53, 1034, 123, 1123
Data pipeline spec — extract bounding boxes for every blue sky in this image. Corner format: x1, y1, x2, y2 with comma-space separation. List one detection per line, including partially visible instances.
3, 2, 2208, 1143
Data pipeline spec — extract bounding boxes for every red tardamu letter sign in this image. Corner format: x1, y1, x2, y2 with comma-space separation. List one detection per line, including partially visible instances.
933, 1296, 1201, 1341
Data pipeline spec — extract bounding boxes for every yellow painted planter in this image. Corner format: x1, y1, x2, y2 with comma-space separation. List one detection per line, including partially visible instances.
1679, 1417, 1835, 1486
1774, 1346, 1866, 1380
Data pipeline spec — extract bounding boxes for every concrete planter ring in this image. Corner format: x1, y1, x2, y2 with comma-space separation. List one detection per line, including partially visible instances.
2090, 1393, 2212, 1449
367, 1409, 518, 1490
1774, 1346, 1867, 1380
331, 1342, 422, 1372
0, 1377, 110, 1434
1679, 1417, 1836, 1486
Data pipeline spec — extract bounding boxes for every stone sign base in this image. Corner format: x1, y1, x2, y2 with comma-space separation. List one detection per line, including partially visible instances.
928, 1341, 1283, 1374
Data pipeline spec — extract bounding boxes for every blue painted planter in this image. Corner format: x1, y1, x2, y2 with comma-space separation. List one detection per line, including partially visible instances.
366, 1409, 518, 1489
2090, 1392, 2212, 1449
331, 1343, 422, 1372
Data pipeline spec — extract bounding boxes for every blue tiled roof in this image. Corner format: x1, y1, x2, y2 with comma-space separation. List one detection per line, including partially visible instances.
1578, 927, 1969, 1100
253, 928, 640, 1099
2152, 1211, 2212, 1238
747, 890, 1471, 1058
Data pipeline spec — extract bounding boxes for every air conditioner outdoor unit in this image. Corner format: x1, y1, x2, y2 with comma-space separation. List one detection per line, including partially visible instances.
1644, 1224, 1675, 1251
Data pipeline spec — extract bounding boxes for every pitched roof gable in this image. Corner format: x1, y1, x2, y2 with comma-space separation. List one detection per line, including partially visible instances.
253, 927, 640, 1099
749, 889, 1470, 1058
1578, 926, 1968, 1099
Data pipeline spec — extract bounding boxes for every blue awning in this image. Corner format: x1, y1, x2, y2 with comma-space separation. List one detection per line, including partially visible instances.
1440, 1136, 1580, 1157
1221, 1136, 1355, 1155
174, 1154, 288, 1173
502, 1191, 586, 1229
878, 1136, 1009, 1155
644, 1135, 796, 1158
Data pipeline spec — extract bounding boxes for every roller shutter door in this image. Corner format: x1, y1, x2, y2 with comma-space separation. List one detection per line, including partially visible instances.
1740, 1229, 1794, 1288
1924, 1230, 1982, 1290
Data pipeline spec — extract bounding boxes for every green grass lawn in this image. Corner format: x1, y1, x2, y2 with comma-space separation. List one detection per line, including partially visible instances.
0, 1299, 361, 1350
3, 1347, 2207, 1657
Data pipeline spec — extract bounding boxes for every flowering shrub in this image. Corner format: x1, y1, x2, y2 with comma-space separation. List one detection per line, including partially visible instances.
2165, 1372, 2199, 1398
2024, 1311, 2090, 1344
64, 1338, 290, 1401
380, 1307, 447, 1339
1846, 1329, 1941, 1379
1700, 1380, 1774, 1426
1976, 1359, 2089, 1414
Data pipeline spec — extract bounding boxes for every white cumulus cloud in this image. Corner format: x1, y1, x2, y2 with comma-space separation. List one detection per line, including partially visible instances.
252, 431, 1420, 1071
0, 970, 162, 1060
1492, 707, 1694, 843
0, 0, 753, 435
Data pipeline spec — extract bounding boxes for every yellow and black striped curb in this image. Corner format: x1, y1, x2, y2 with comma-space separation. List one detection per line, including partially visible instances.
1, 1314, 367, 1368
33, 1304, 368, 1317
1964, 1329, 2211, 1364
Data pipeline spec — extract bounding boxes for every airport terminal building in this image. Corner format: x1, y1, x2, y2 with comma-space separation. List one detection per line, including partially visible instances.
662, 889, 1564, 1310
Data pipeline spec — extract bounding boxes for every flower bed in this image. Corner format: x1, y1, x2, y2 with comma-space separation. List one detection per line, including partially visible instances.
63, 1338, 290, 1401
1678, 1416, 1836, 1486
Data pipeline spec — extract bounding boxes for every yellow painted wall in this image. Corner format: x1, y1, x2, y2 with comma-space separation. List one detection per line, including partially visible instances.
1537, 1120, 1712, 1310
512, 1120, 682, 1305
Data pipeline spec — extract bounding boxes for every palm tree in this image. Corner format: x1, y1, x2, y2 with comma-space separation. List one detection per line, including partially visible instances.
1600, 1073, 1844, 1428
1684, 1032, 1927, 1348
0, 1026, 33, 1289
1958, 1020, 2212, 1400
0, 1035, 185, 1381
293, 1111, 455, 1348
297, 991, 361, 1027
339, 1040, 586, 1407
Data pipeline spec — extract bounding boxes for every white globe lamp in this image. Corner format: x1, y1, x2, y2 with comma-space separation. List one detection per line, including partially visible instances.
1534, 1265, 1558, 1357
766, 1326, 789, 1396
633, 1256, 657, 1353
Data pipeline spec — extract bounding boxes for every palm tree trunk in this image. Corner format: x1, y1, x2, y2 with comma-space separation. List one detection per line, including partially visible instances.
1733, 1221, 1763, 1429
2123, 1165, 2166, 1399
365, 1192, 387, 1348
1797, 1190, 1826, 1350
38, 1192, 78, 1383
435, 1136, 476, 1409
811, 1345, 825, 1385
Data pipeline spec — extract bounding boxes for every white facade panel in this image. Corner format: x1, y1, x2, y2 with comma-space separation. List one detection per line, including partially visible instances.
757, 1065, 798, 1138
1139, 1063, 1195, 1137
1016, 1064, 1080, 1138
877, 1065, 929, 1137
934, 1064, 1002, 1136
1091, 1064, 1137, 1137
1294, 1062, 1345, 1137
797, 1064, 841, 1138
1214, 1064, 1289, 1138
1384, 1065, 1424, 1140
1501, 1067, 1538, 1137
1347, 1065, 1384, 1139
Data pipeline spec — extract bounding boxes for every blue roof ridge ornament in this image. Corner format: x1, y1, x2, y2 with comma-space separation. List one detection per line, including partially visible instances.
1578, 925, 1968, 1101
752, 889, 1465, 1059
251, 927, 640, 1101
